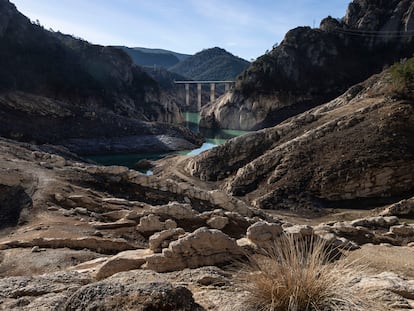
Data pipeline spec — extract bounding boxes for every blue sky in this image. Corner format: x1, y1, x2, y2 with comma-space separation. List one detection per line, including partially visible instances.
11, 0, 350, 60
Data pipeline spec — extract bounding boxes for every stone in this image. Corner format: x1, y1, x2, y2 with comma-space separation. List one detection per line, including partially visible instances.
149, 202, 199, 220
380, 197, 414, 217
136, 214, 177, 233
283, 225, 314, 237
64, 280, 203, 311
354, 272, 414, 301
390, 224, 414, 236
95, 249, 153, 280
246, 221, 283, 246
73, 207, 88, 215
332, 222, 357, 234
149, 228, 186, 253
144, 228, 243, 272
31, 246, 40, 253
207, 216, 229, 230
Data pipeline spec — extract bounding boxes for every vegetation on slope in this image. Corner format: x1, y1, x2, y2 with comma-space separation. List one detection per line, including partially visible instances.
391, 56, 414, 100
169, 47, 250, 80
116, 46, 182, 68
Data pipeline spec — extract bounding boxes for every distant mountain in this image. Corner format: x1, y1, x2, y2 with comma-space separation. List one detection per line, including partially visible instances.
132, 47, 190, 62
169, 47, 250, 81
116, 46, 190, 68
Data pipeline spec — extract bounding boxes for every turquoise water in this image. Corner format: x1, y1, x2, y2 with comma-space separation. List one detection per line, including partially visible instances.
88, 112, 249, 168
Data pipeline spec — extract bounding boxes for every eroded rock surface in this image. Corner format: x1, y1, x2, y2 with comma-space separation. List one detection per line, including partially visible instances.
187, 68, 414, 211
200, 0, 414, 131
144, 228, 243, 272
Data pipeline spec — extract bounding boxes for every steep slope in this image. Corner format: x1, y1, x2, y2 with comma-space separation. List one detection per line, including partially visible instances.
169, 47, 250, 81
200, 0, 414, 130
186, 63, 414, 211
116, 46, 188, 68
131, 47, 190, 61
0, 0, 201, 154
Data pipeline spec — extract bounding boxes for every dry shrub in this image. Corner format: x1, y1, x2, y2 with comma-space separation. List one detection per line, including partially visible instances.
228, 235, 384, 311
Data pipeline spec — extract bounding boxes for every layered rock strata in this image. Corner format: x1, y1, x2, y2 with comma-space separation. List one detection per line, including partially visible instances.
200, 0, 414, 130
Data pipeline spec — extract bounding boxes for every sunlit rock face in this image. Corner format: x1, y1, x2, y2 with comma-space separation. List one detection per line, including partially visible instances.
200, 0, 414, 131
188, 68, 414, 210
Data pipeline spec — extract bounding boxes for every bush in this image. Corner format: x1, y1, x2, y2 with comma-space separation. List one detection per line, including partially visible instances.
228, 236, 383, 311
390, 57, 414, 100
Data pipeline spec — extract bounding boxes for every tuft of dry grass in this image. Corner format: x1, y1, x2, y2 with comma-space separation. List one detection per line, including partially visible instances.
228, 235, 385, 311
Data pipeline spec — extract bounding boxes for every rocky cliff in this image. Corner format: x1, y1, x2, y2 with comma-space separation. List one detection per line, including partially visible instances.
187, 64, 414, 211
200, 0, 414, 130
0, 0, 201, 154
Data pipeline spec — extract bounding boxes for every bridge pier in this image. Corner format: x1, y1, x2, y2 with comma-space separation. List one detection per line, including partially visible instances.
197, 83, 202, 111
210, 83, 215, 103
185, 83, 190, 107
175, 80, 234, 111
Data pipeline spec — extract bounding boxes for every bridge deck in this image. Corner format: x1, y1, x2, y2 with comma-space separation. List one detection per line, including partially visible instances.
174, 80, 234, 84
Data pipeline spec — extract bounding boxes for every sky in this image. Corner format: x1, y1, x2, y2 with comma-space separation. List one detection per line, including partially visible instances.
11, 0, 350, 61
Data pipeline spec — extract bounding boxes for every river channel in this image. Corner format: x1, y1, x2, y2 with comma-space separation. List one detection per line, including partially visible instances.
88, 112, 249, 168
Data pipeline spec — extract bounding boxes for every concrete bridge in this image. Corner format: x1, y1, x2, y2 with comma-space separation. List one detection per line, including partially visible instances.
175, 80, 234, 110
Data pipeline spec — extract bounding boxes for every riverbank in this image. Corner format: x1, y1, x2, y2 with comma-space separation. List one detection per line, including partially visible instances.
88, 112, 250, 168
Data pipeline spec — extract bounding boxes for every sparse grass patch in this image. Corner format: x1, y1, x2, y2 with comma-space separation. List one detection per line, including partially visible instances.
390, 57, 414, 100
228, 235, 384, 311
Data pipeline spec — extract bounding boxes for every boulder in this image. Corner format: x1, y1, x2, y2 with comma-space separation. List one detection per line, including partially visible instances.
350, 216, 400, 228
149, 202, 199, 220
65, 281, 203, 311
149, 228, 185, 253
246, 221, 283, 246
136, 214, 177, 233
144, 228, 243, 272
380, 197, 414, 218
354, 272, 414, 301
389, 224, 414, 236
207, 216, 229, 230
283, 225, 314, 237
95, 249, 153, 280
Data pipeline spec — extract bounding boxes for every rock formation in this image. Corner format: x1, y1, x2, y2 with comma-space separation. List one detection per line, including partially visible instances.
0, 135, 414, 309
200, 0, 414, 130
187, 66, 414, 211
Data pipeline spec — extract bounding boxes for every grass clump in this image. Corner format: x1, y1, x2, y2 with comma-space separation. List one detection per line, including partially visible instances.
390, 57, 414, 100
230, 235, 382, 311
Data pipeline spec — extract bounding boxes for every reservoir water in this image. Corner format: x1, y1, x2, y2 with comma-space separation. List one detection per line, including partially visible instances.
88, 112, 249, 168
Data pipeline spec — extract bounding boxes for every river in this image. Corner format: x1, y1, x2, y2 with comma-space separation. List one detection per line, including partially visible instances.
88, 112, 249, 168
